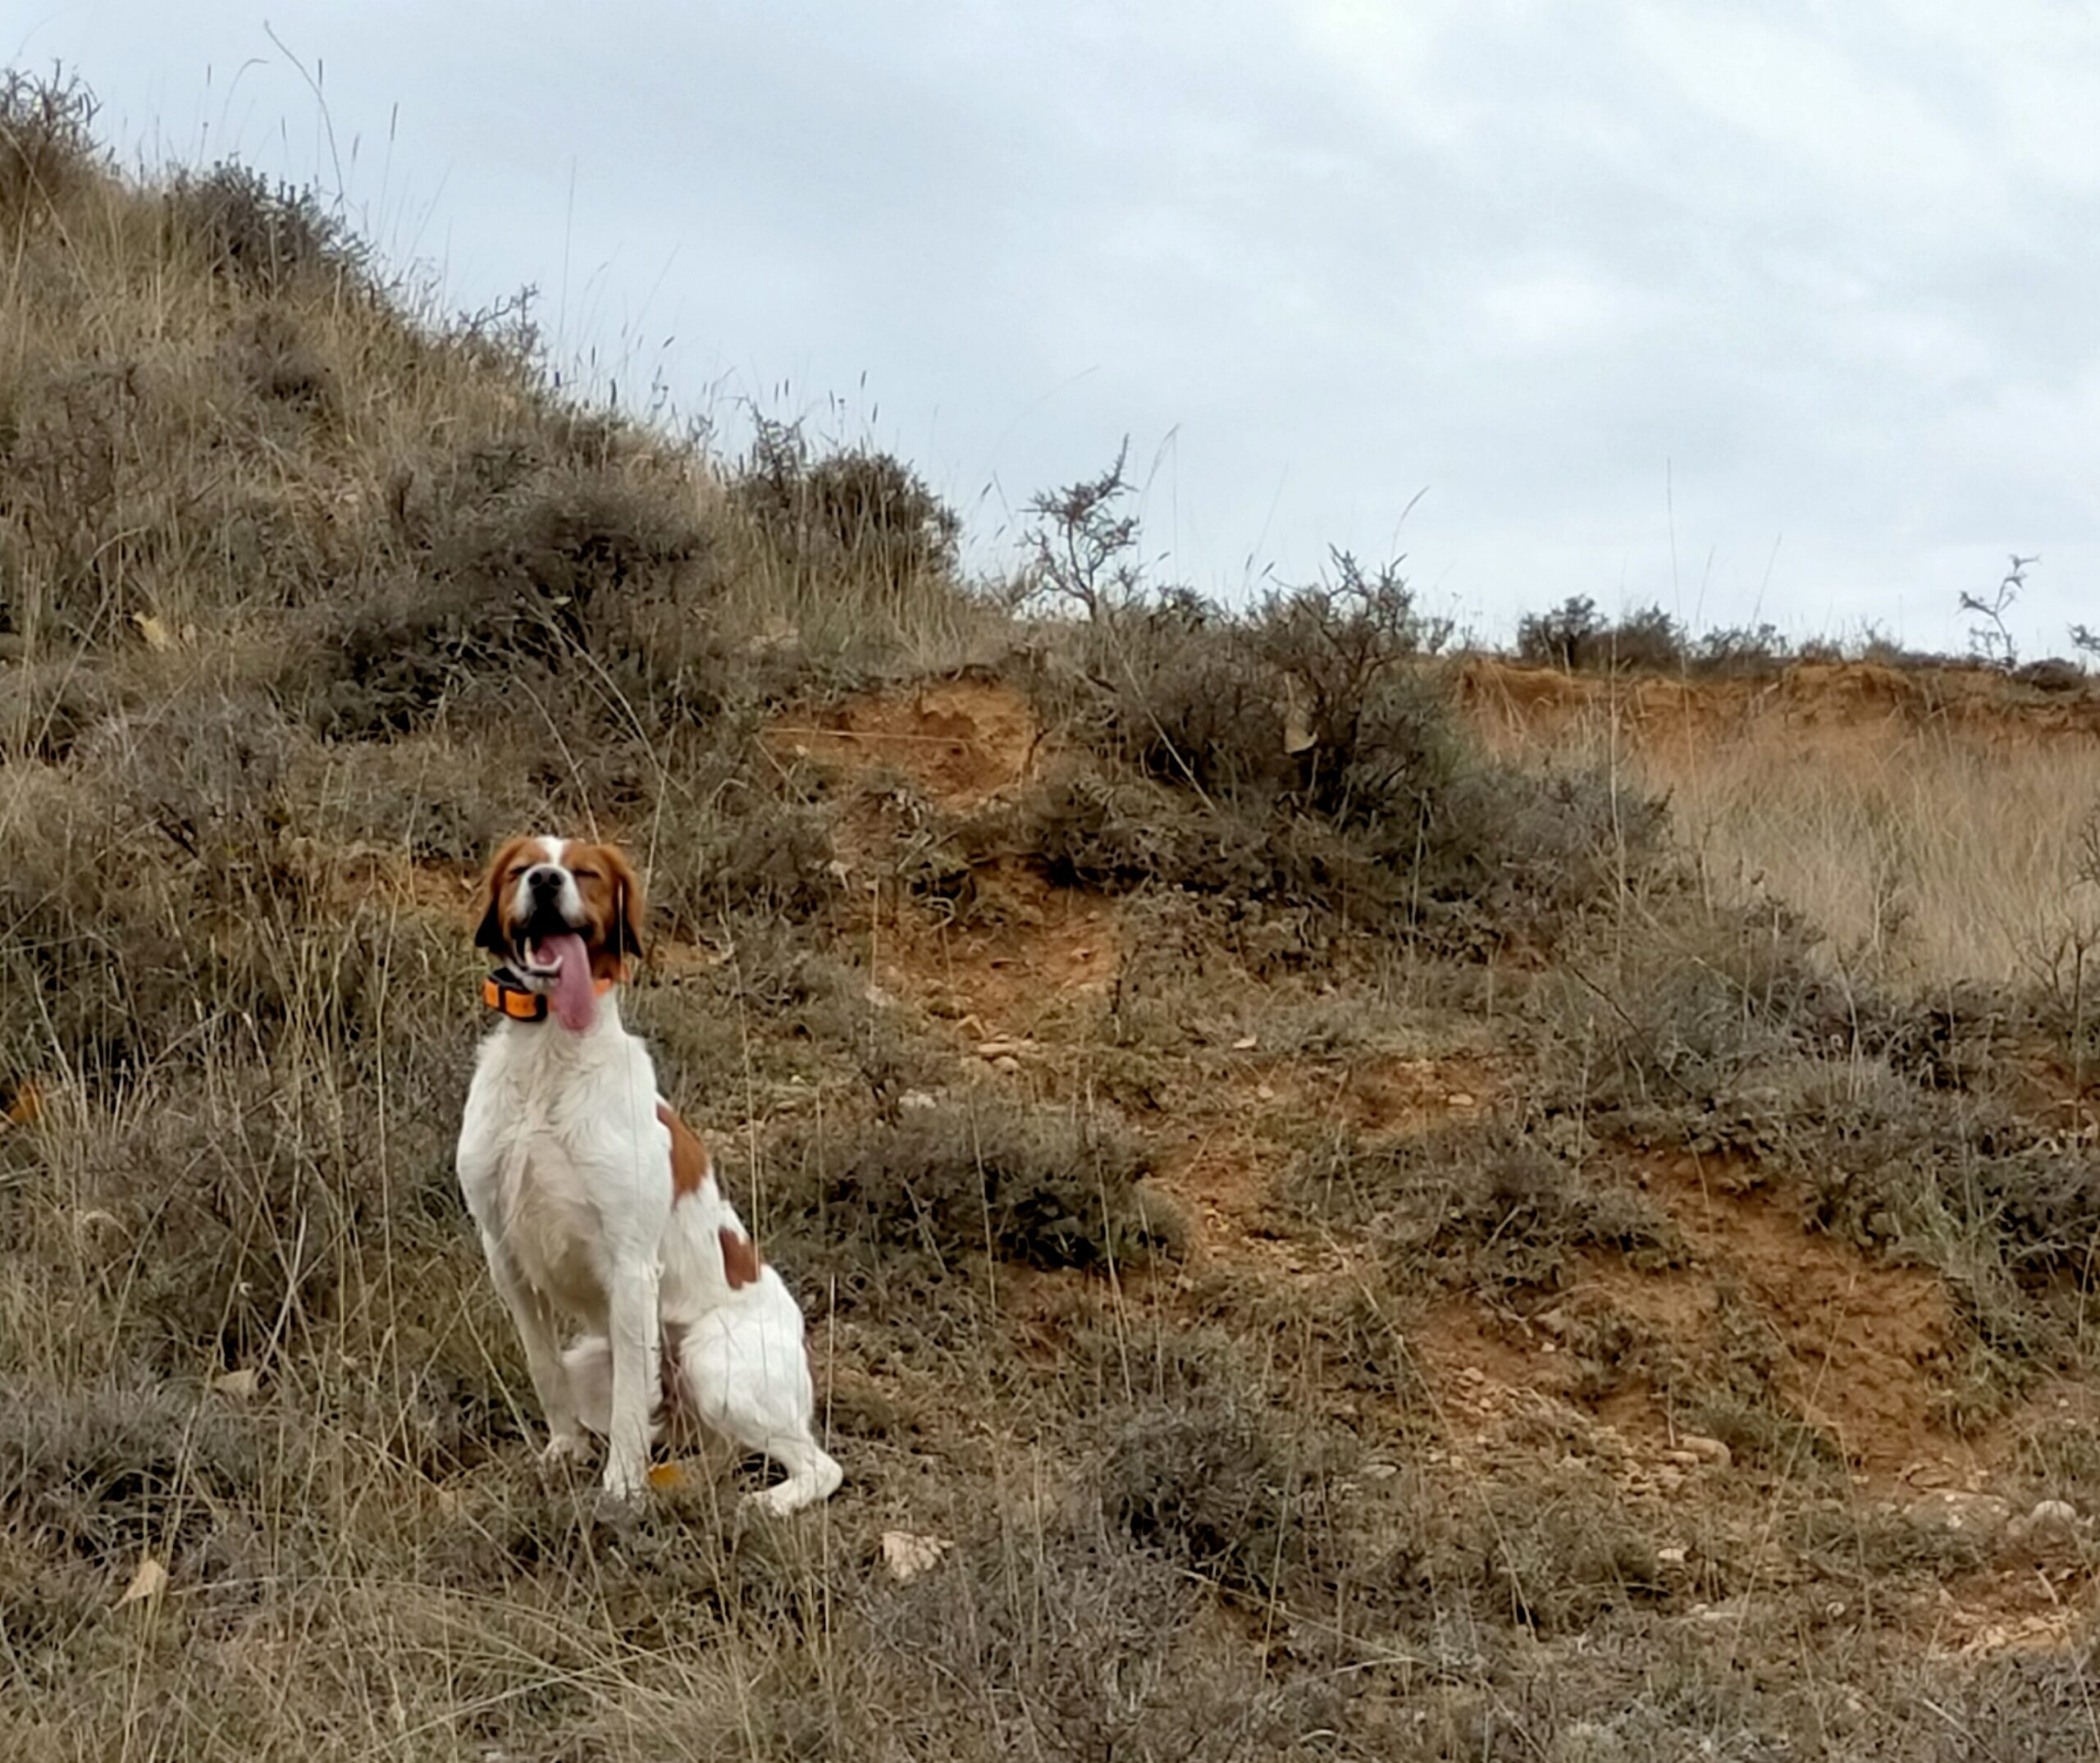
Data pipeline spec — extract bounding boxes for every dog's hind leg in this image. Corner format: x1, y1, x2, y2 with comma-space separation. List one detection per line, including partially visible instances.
674, 1293, 842, 1515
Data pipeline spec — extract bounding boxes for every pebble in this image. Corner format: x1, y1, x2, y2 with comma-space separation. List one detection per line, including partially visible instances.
2007, 1498, 2080, 1542
1908, 1491, 2012, 1535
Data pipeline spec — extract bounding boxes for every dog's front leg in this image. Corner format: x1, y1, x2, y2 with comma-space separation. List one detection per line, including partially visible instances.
479, 1237, 589, 1463
601, 1258, 661, 1500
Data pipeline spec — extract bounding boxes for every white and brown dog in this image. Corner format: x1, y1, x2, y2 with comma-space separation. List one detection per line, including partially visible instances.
454, 834, 842, 1512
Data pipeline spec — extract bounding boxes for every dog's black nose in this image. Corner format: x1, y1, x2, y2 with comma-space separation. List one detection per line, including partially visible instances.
527, 866, 562, 894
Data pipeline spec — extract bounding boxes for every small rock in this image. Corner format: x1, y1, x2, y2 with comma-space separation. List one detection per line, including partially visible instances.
1679, 1434, 1732, 1468
117, 1556, 168, 1607
1656, 1545, 1687, 1565
880, 1530, 951, 1583
1232, 1035, 1258, 1052
1445, 1092, 1477, 1108
1254, 1083, 1276, 1101
2009, 1498, 2081, 1543
897, 1089, 938, 1112
212, 1368, 261, 1400
1692, 1597, 1751, 1624
1909, 1491, 2011, 1536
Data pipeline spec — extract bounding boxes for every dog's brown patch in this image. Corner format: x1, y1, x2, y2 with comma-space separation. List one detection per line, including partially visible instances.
720, 1227, 762, 1290
658, 1101, 710, 1200
565, 840, 646, 981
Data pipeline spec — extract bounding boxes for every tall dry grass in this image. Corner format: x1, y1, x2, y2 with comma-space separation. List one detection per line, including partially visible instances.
1478, 687, 2100, 993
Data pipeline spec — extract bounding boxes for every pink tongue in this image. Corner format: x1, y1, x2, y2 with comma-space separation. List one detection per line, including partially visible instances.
539, 933, 597, 1032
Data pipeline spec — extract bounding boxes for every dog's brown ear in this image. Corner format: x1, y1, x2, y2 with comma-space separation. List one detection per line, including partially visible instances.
474, 837, 534, 956
598, 843, 647, 975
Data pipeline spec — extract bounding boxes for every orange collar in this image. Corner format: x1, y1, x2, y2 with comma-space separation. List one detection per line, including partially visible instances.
481, 968, 616, 1022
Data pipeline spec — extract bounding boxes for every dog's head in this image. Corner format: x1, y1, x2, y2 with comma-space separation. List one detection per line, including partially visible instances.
473, 836, 646, 993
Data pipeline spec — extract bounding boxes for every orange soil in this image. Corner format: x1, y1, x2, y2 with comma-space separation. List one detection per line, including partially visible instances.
1456, 655, 2100, 753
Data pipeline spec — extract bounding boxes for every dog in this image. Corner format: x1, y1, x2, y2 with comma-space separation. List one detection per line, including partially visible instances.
454, 834, 842, 1512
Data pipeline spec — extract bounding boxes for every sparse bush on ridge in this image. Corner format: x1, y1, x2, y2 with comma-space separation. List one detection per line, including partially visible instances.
733, 415, 961, 589
0, 67, 99, 224
1516, 594, 1691, 674
166, 162, 369, 295
1011, 466, 1670, 952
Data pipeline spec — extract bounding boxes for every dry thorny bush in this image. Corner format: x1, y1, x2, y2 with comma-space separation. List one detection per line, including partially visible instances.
1007, 454, 1673, 957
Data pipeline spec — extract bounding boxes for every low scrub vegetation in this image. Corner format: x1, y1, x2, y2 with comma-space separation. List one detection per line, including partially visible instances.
1007, 456, 1673, 956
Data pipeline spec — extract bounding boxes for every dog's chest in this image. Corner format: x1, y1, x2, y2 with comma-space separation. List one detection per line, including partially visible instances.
472, 1042, 639, 1319
496, 1130, 606, 1316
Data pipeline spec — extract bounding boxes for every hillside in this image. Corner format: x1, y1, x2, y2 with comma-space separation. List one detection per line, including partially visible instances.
7, 73, 2100, 1760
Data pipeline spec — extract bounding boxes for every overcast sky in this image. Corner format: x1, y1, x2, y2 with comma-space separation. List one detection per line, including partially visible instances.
17, 1, 2100, 654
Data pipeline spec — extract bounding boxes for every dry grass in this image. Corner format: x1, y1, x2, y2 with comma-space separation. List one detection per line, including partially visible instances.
1477, 683, 2100, 991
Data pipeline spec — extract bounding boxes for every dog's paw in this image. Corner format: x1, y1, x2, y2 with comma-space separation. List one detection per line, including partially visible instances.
745, 1482, 804, 1519
599, 1456, 649, 1505
538, 1432, 591, 1469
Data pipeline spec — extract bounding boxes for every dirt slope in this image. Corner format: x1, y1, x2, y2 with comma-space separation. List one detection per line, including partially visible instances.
774, 674, 2100, 1665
